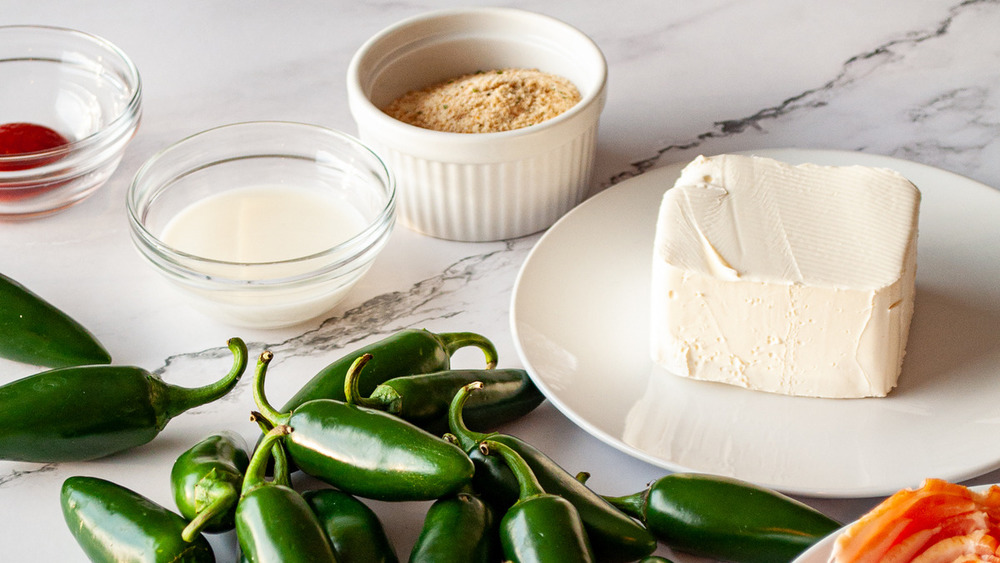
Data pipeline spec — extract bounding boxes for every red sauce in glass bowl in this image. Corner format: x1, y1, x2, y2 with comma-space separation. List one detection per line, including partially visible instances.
0, 122, 69, 169
0, 122, 71, 202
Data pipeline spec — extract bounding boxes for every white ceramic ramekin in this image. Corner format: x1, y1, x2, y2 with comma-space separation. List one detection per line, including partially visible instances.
347, 8, 607, 242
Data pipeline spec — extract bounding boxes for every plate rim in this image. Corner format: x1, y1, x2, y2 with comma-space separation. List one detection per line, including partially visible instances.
510, 147, 1000, 498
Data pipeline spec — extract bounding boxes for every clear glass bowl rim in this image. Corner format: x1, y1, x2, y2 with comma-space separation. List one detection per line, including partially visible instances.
0, 24, 143, 166
126, 120, 397, 288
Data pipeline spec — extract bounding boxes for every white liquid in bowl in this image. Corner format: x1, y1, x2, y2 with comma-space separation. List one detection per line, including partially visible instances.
161, 185, 368, 268
157, 185, 377, 329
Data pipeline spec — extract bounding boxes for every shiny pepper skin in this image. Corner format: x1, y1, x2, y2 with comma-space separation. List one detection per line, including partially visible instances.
0, 272, 111, 368
281, 328, 499, 411
236, 426, 337, 563
61, 476, 215, 563
447, 381, 657, 562
408, 488, 499, 563
253, 351, 475, 502
170, 431, 251, 540
481, 440, 594, 563
303, 488, 399, 563
0, 337, 247, 462
606, 473, 841, 563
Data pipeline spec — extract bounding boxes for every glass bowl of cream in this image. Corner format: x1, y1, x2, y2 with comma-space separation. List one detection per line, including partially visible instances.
126, 121, 396, 329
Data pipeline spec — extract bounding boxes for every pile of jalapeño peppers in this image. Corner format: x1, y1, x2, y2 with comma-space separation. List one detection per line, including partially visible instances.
0, 272, 843, 563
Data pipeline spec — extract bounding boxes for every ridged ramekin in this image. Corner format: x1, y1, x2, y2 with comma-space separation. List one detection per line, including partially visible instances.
347, 8, 607, 241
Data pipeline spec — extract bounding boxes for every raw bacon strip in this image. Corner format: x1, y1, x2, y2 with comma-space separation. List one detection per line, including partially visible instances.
832, 479, 1000, 563
910, 529, 1000, 563
883, 528, 945, 563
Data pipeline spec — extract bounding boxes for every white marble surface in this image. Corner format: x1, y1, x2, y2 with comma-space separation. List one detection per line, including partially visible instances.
3, 0, 1000, 560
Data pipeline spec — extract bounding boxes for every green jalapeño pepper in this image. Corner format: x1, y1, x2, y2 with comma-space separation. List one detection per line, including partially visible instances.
447, 382, 657, 563
0, 337, 248, 462
170, 430, 251, 541
345, 360, 544, 434
0, 272, 111, 368
408, 487, 499, 563
303, 488, 399, 563
480, 440, 594, 563
605, 473, 841, 563
236, 425, 337, 563
253, 351, 475, 502
281, 329, 498, 411
61, 475, 214, 563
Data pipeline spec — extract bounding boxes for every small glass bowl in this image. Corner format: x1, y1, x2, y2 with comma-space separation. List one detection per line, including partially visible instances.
126, 121, 396, 329
0, 25, 142, 218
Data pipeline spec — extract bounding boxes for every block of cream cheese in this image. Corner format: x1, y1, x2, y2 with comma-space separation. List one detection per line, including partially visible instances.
650, 154, 921, 398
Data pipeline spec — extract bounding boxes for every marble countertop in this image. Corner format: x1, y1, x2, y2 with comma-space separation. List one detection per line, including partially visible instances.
3, 0, 1000, 560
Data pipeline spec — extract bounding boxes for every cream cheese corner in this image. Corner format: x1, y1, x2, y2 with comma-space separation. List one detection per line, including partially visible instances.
650, 154, 921, 398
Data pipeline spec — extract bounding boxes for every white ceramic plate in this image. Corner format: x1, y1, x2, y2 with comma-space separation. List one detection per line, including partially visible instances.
510, 148, 1000, 498
793, 526, 844, 563
792, 484, 995, 562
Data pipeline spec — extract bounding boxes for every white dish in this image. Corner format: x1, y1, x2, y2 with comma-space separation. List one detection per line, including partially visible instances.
792, 484, 995, 562
793, 526, 842, 563
510, 148, 1000, 498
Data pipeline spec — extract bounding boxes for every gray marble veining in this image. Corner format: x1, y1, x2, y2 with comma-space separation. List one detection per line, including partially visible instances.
610, 0, 1000, 189
2, 1, 1000, 560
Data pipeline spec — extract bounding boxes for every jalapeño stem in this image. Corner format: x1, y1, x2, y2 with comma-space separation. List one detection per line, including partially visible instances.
181, 487, 238, 542
250, 410, 289, 487
241, 425, 291, 496
447, 381, 491, 451
603, 490, 648, 521
439, 332, 500, 370
251, 351, 283, 425
342, 353, 381, 408
163, 337, 248, 419
479, 439, 544, 501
